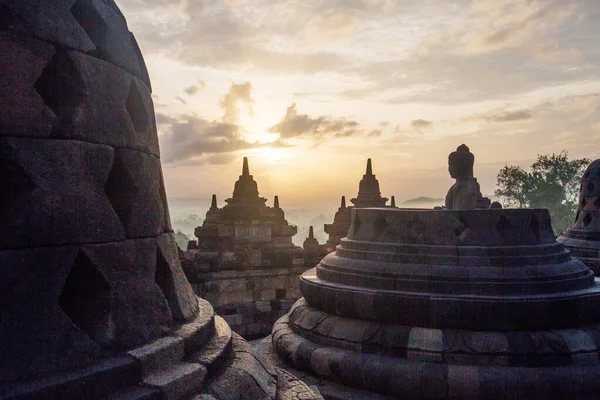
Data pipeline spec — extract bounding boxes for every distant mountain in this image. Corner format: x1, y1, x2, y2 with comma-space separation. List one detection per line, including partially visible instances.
402, 196, 444, 205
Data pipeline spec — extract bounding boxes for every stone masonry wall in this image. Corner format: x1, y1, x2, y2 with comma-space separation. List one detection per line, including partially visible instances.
182, 261, 306, 339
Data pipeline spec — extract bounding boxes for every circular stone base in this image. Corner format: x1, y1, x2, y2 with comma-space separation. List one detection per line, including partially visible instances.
273, 304, 600, 399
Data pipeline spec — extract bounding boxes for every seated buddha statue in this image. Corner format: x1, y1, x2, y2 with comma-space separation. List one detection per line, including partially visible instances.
445, 144, 484, 210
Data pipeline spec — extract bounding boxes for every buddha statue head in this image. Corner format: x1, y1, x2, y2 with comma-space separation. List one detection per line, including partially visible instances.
448, 144, 474, 179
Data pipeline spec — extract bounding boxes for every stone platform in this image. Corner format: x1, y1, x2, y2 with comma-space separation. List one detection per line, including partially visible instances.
272, 208, 600, 399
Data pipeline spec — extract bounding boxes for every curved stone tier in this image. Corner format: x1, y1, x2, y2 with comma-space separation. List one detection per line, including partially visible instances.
274, 208, 600, 398
2, 298, 320, 399
273, 310, 600, 399
301, 208, 600, 331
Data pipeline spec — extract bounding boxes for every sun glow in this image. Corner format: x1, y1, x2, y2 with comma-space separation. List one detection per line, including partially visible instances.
251, 147, 289, 164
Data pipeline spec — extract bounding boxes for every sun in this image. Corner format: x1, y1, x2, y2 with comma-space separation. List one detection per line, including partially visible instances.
252, 147, 288, 164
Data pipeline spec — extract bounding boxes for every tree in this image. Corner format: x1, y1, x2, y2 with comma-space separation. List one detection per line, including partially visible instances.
495, 151, 590, 235
174, 230, 191, 250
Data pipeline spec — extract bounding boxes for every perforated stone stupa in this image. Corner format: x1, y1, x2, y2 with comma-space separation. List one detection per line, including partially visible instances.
559, 158, 600, 275
270, 149, 600, 399
0, 2, 320, 398
182, 157, 306, 339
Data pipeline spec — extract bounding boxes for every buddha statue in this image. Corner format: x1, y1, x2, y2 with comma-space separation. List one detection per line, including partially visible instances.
445, 144, 481, 210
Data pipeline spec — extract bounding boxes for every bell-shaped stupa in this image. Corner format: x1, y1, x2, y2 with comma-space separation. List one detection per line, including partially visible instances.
558, 159, 600, 274
0, 2, 320, 398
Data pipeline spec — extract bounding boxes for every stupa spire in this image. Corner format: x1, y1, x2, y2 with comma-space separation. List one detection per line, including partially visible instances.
391, 196, 396, 207
309, 226, 315, 239
242, 156, 250, 176
341, 196, 346, 209
274, 195, 280, 209
350, 158, 387, 208
210, 194, 218, 210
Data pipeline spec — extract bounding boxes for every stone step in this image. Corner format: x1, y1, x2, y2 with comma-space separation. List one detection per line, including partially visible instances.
143, 362, 207, 400
0, 356, 138, 400
173, 298, 215, 354
127, 336, 185, 377
187, 315, 233, 374
101, 386, 161, 400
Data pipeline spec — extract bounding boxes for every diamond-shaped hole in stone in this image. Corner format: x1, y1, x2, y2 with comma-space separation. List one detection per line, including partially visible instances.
34, 51, 82, 122
0, 142, 35, 219
353, 214, 362, 235
59, 252, 113, 346
104, 156, 137, 230
126, 80, 149, 133
495, 215, 512, 235
453, 215, 470, 237
373, 213, 388, 238
156, 247, 176, 317
407, 214, 427, 235
582, 198, 587, 209
71, 0, 107, 48
530, 215, 541, 241
594, 198, 600, 210
584, 213, 593, 228
0, 4, 25, 29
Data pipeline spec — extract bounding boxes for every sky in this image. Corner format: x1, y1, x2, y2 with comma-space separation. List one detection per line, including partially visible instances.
116, 0, 600, 210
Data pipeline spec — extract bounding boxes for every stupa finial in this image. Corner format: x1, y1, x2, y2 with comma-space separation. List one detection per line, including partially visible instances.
391, 196, 396, 207
242, 157, 250, 176
366, 158, 373, 176
309, 226, 315, 239
210, 194, 217, 210
341, 196, 346, 209
274, 195, 280, 209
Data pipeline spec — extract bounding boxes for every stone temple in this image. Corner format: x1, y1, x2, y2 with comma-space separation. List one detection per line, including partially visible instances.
181, 157, 306, 339
323, 158, 394, 253
262, 146, 600, 399
559, 158, 600, 275
0, 2, 320, 398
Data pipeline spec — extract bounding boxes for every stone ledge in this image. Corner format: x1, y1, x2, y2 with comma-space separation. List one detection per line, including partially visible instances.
286, 299, 600, 367
271, 316, 600, 399
300, 269, 600, 331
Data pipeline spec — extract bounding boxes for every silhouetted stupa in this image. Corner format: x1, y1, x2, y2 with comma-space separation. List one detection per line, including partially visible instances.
182, 158, 307, 339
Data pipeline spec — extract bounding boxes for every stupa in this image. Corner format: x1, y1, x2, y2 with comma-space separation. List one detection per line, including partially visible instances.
182, 158, 306, 339
0, 2, 320, 398
323, 159, 391, 252
558, 159, 600, 275
269, 146, 600, 399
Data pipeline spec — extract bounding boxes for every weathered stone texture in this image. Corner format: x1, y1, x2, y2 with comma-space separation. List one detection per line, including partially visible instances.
0, 2, 320, 398
272, 207, 600, 399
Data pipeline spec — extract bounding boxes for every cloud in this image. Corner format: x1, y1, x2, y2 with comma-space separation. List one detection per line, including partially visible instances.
410, 119, 432, 130
220, 82, 254, 124
184, 80, 206, 95
480, 109, 534, 123
158, 114, 256, 163
268, 103, 363, 141
175, 96, 186, 104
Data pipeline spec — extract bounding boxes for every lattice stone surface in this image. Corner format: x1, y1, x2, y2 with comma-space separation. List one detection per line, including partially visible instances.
0, 3, 322, 398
